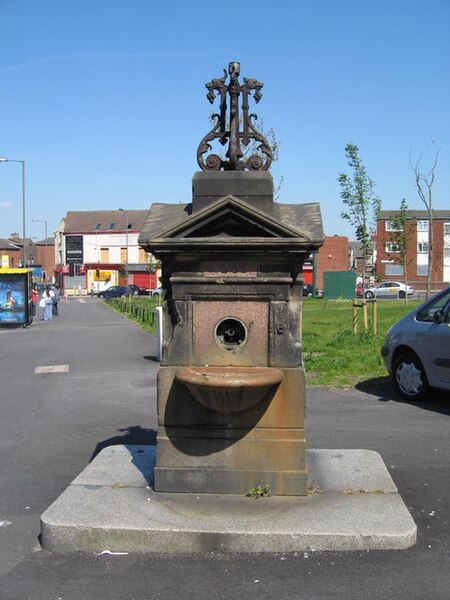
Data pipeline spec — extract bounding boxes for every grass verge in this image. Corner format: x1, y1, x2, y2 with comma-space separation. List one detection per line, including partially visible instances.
302, 297, 420, 387
105, 296, 161, 334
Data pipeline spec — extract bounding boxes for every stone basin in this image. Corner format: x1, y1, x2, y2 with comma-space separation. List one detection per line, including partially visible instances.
175, 366, 284, 413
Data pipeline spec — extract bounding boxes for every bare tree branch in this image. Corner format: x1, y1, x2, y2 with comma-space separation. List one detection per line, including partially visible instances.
411, 140, 440, 298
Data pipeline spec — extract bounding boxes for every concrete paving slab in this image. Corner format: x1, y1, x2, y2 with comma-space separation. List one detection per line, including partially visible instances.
40, 446, 417, 554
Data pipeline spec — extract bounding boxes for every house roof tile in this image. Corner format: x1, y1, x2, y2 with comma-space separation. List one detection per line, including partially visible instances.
64, 210, 149, 233
379, 209, 450, 220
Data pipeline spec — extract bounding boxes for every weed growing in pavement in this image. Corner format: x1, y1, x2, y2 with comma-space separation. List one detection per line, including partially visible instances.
246, 484, 270, 498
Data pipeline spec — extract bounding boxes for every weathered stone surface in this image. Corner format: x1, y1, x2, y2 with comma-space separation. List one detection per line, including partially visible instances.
40, 446, 417, 553
140, 171, 324, 496
192, 171, 275, 214
138, 194, 324, 251
157, 366, 305, 429
155, 364, 306, 495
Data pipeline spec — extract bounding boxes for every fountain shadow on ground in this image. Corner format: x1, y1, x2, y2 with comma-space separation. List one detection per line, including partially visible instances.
90, 425, 157, 461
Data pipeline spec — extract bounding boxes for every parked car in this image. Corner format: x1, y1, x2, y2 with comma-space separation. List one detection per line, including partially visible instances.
126, 284, 149, 296
97, 285, 138, 299
302, 284, 323, 298
381, 286, 450, 401
150, 287, 163, 297
364, 281, 414, 299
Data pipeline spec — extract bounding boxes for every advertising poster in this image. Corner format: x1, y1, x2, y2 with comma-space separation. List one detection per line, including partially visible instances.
0, 275, 26, 323
65, 235, 83, 264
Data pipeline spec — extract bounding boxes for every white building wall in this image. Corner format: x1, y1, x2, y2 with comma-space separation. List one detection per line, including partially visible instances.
444, 223, 450, 282
82, 233, 141, 263
416, 230, 429, 269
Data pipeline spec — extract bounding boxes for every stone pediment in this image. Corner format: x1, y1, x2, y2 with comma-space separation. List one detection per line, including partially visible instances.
139, 195, 319, 250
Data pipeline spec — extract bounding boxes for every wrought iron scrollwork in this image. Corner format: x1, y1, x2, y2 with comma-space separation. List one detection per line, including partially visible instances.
197, 62, 273, 172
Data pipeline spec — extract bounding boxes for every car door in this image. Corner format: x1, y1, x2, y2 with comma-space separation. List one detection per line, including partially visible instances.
428, 297, 450, 384
375, 282, 391, 298
416, 289, 450, 385
383, 282, 402, 298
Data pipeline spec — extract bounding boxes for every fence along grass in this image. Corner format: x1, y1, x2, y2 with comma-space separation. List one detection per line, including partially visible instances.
106, 296, 157, 333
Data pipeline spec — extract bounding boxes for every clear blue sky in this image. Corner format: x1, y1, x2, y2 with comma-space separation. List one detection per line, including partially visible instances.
1, 0, 449, 242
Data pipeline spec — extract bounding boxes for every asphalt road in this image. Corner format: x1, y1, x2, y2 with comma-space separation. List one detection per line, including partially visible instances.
0, 297, 449, 600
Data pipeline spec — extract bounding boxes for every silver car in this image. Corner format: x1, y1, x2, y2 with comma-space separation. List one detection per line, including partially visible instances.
381, 286, 450, 400
365, 281, 414, 299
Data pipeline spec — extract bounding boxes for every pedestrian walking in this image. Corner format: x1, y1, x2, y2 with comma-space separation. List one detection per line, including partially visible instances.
41, 285, 54, 321
90, 283, 95, 297
31, 283, 38, 317
52, 284, 60, 316
77, 284, 82, 296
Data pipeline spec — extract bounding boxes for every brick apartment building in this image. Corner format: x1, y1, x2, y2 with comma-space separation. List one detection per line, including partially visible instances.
0, 235, 38, 269
377, 210, 450, 291
35, 237, 55, 280
0, 237, 21, 267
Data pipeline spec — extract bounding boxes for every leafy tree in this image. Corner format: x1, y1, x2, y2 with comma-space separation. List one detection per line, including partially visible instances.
338, 143, 381, 288
387, 198, 415, 304
411, 139, 440, 297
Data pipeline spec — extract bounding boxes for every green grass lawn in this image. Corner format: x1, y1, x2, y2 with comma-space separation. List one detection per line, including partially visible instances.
107, 295, 420, 389
302, 298, 419, 388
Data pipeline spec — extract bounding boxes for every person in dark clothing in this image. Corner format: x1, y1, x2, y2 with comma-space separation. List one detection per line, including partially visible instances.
52, 284, 60, 316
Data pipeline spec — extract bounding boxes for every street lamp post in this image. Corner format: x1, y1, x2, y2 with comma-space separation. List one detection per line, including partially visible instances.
0, 158, 26, 266
32, 218, 48, 280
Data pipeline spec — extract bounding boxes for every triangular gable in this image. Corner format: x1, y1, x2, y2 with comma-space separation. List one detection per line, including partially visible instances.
155, 195, 310, 241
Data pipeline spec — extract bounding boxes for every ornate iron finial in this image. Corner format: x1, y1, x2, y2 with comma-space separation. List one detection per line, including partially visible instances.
197, 62, 273, 172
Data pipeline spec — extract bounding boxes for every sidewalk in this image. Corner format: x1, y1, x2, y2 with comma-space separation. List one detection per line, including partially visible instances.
0, 296, 159, 579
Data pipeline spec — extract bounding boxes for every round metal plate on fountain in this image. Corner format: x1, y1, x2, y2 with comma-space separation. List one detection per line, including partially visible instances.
214, 317, 247, 350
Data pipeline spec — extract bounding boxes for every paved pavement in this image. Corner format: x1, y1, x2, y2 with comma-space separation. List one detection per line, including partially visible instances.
0, 297, 449, 599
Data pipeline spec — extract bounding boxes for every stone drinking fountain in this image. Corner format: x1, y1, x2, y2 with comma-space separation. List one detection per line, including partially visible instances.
40, 63, 416, 554
139, 62, 324, 496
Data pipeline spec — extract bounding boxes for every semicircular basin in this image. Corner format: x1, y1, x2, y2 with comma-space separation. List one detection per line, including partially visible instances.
175, 366, 284, 413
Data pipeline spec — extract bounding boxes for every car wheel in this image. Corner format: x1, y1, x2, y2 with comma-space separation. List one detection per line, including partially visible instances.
133, 290, 138, 295
392, 351, 429, 401
399, 290, 406, 298
365, 291, 375, 299
99, 293, 105, 299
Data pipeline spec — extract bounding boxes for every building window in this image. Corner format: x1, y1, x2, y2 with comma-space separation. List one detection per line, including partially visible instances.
417, 220, 429, 232
385, 242, 401, 253
417, 264, 428, 276
385, 264, 404, 276
108, 222, 116, 230
417, 242, 429, 253
94, 223, 101, 230
100, 247, 109, 263
120, 247, 127, 263
385, 221, 402, 232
